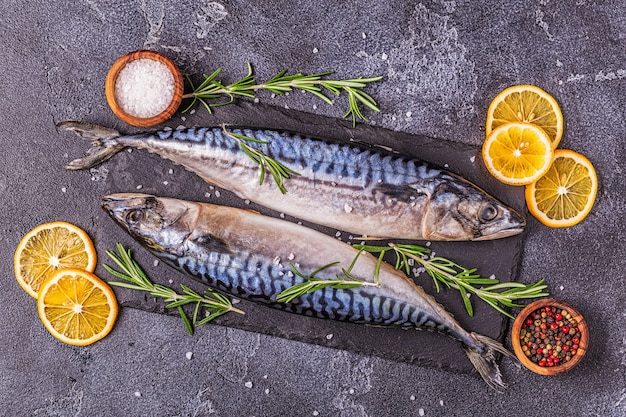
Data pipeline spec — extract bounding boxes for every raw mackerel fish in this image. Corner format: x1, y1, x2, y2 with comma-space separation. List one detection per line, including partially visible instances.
61, 121, 525, 241
102, 193, 518, 391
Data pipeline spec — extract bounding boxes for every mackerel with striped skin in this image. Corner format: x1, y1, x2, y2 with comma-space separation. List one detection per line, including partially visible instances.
61, 121, 525, 241
102, 193, 518, 391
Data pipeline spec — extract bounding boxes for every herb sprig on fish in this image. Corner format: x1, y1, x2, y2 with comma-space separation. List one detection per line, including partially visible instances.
276, 249, 383, 303
222, 125, 300, 194
181, 63, 383, 127
278, 242, 548, 318
104, 243, 244, 335
357, 243, 549, 318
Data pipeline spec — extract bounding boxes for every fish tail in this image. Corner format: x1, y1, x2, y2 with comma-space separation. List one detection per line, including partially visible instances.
57, 120, 124, 170
464, 332, 519, 392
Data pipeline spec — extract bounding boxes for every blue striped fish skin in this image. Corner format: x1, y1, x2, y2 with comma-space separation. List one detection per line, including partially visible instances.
61, 121, 525, 241
101, 193, 517, 391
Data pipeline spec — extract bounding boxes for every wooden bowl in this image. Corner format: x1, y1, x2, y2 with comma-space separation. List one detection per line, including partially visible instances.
105, 50, 184, 127
512, 299, 588, 375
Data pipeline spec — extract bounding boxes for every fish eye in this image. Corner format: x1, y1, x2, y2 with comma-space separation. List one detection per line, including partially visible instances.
479, 203, 499, 222
127, 209, 145, 223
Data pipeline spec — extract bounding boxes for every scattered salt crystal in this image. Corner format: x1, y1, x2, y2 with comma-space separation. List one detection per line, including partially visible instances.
264, 388, 270, 395
153, 260, 159, 267
418, 409, 425, 416
232, 298, 241, 304
470, 156, 476, 163
410, 395, 416, 401
244, 381, 253, 388
254, 97, 260, 103
168, 279, 173, 284
326, 333, 333, 340
163, 181, 169, 185
426, 241, 431, 247
344, 204, 353, 213
136, 185, 143, 190
61, 187, 67, 193
313, 412, 319, 416
134, 391, 142, 398
439, 400, 444, 406
362, 32, 367, 39
190, 109, 196, 115
273, 256, 281, 265
176, 125, 186, 130
181, 116, 186, 122
244, 199, 251, 204
287, 270, 294, 278
348, 388, 355, 394
280, 213, 286, 219
313, 47, 319, 54
406, 111, 412, 117
185, 351, 193, 360
381, 52, 388, 60
271, 93, 276, 99
168, 168, 174, 174
335, 231, 341, 237
313, 104, 318, 110
215, 190, 221, 197
287, 253, 295, 260
115, 58, 175, 118
559, 285, 564, 290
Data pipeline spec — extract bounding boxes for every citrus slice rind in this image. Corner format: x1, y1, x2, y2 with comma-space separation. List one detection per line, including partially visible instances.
37, 268, 118, 346
14, 221, 97, 298
525, 149, 598, 228
486, 84, 563, 148
482, 122, 554, 186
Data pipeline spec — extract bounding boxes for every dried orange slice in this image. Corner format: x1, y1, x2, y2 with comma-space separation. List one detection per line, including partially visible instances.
38, 268, 118, 346
482, 122, 554, 186
14, 221, 97, 298
525, 149, 598, 227
486, 85, 563, 148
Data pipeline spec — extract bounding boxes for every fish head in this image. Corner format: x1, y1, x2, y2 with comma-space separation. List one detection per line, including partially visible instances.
422, 178, 525, 241
101, 193, 197, 255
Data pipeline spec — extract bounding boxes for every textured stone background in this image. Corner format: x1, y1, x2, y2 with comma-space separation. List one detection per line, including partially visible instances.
2, 1, 626, 416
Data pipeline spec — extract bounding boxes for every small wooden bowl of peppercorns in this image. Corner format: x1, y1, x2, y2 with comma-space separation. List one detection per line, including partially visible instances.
512, 299, 588, 375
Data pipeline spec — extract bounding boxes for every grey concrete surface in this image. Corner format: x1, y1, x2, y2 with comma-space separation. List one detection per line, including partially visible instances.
1, 1, 625, 416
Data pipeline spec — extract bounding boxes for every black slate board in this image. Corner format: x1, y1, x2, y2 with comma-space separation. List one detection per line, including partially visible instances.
89, 100, 526, 376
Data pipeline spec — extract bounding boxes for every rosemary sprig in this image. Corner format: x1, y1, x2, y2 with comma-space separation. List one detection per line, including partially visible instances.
182, 63, 383, 127
104, 243, 245, 335
356, 243, 548, 319
276, 249, 383, 303
221, 125, 300, 194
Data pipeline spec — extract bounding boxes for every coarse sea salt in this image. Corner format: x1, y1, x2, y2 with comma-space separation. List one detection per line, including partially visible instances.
115, 58, 175, 118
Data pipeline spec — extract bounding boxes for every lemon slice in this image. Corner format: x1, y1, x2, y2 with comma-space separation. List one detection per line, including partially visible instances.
525, 149, 598, 227
38, 268, 118, 346
14, 221, 97, 298
486, 84, 563, 148
482, 122, 554, 186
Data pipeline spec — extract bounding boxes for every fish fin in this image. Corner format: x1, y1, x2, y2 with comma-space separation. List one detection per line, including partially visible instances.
57, 120, 124, 170
191, 234, 232, 254
374, 183, 426, 202
464, 332, 519, 392
354, 235, 387, 241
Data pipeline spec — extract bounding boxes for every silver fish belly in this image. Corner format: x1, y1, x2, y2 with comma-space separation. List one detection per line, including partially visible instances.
61, 121, 525, 241
102, 193, 517, 391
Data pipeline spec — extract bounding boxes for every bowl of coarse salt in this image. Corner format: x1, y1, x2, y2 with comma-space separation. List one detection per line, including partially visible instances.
105, 50, 184, 127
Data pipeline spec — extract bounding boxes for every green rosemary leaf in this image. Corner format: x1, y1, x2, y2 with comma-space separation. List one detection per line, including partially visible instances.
178, 306, 194, 335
